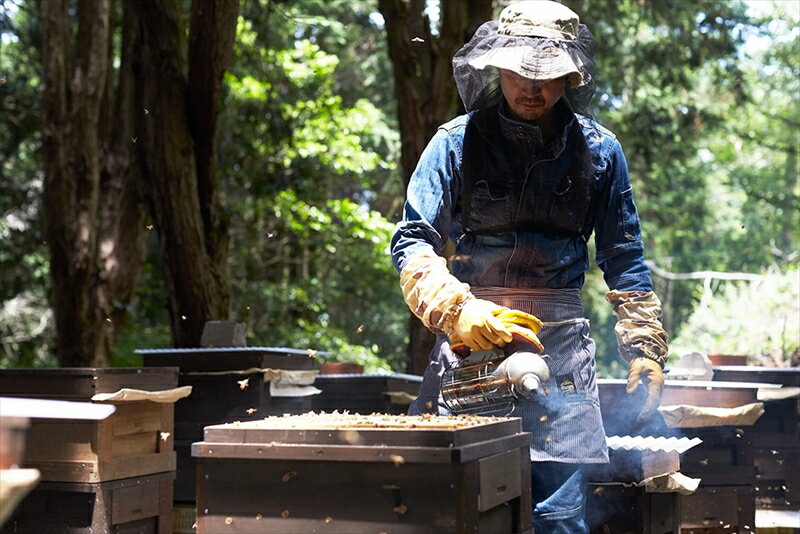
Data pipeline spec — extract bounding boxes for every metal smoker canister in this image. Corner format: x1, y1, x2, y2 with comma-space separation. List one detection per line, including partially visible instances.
441, 351, 550, 415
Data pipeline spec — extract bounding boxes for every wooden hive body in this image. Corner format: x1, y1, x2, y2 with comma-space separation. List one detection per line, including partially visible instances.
193, 413, 533, 534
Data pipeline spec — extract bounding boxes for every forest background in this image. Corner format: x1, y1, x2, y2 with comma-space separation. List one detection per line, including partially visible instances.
0, 0, 798, 375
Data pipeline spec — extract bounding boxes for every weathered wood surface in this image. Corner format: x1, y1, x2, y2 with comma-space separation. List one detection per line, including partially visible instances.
1, 471, 175, 534
0, 367, 179, 483
195, 445, 531, 534
23, 401, 176, 483
0, 367, 179, 399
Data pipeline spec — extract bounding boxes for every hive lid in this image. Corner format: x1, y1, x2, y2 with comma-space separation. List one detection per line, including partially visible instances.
137, 346, 320, 372
0, 396, 116, 420
193, 412, 530, 464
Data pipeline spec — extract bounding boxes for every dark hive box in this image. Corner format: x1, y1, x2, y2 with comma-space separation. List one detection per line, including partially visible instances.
139, 347, 318, 502
713, 366, 800, 512
192, 412, 533, 534
1, 471, 175, 534
311, 372, 422, 414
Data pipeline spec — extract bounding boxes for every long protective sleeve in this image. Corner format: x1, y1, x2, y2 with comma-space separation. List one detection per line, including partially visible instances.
606, 290, 669, 366
399, 250, 473, 334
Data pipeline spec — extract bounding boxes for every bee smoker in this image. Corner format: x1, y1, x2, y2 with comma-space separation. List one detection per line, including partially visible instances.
440, 340, 550, 416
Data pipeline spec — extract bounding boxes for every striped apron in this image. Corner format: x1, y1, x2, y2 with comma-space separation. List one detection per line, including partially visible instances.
408, 287, 609, 463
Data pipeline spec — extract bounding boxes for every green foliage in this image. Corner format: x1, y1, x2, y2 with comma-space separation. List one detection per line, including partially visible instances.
565, 0, 798, 372
1, 0, 797, 376
0, 0, 53, 367
229, 191, 406, 372
219, 4, 407, 371
670, 267, 800, 366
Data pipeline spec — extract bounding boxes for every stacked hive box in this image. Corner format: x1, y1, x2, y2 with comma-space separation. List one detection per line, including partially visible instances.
679, 426, 757, 533
0, 367, 180, 533
192, 412, 533, 534
586, 486, 681, 534
713, 366, 800, 519
139, 347, 318, 504
595, 378, 772, 534
311, 372, 422, 414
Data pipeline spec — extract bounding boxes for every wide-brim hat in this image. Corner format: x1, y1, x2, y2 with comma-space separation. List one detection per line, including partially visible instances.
467, 1, 584, 85
453, 0, 596, 112
468, 45, 583, 86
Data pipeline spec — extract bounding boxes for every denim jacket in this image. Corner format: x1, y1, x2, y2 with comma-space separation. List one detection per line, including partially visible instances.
391, 100, 653, 293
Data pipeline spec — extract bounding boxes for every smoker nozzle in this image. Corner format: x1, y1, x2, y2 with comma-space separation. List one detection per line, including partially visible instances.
496, 351, 551, 398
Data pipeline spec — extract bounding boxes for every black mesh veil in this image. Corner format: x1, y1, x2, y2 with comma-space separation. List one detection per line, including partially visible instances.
453, 21, 596, 115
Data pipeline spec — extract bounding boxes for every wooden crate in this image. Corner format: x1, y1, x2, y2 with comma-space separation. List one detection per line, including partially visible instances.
1, 471, 174, 534
753, 397, 800, 510
311, 373, 422, 415
713, 366, 800, 511
0, 367, 178, 483
192, 413, 532, 534
23, 400, 176, 483
139, 348, 318, 431
712, 366, 800, 387
599, 378, 767, 412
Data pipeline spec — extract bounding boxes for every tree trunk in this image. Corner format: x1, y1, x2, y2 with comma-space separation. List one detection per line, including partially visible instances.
131, 0, 236, 346
96, 1, 149, 358
40, 0, 113, 367
379, 0, 493, 374
39, 0, 237, 365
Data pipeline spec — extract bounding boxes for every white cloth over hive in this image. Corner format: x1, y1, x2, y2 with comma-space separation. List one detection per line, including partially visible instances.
91, 385, 193, 403
658, 401, 764, 428
668, 352, 714, 381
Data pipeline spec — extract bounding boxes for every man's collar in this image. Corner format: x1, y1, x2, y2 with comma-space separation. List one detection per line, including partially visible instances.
497, 98, 575, 151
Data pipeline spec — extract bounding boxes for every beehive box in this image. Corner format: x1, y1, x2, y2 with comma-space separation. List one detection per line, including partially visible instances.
587, 485, 681, 534
678, 428, 757, 533
713, 366, 800, 512
193, 412, 533, 534
0, 471, 174, 534
140, 347, 318, 502
597, 378, 766, 533
0, 367, 178, 483
311, 373, 422, 415
678, 485, 757, 533
598, 378, 773, 413
139, 347, 318, 436
712, 366, 800, 387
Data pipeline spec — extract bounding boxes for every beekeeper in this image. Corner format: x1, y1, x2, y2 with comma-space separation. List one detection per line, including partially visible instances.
390, 1, 670, 531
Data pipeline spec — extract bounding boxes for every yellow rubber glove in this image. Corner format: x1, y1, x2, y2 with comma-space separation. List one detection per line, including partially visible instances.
450, 308, 544, 356
626, 357, 664, 422
451, 299, 513, 351
494, 309, 545, 353
399, 251, 549, 355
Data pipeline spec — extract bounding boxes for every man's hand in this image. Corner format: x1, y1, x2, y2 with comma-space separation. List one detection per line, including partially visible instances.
626, 357, 664, 422
494, 309, 545, 353
451, 299, 513, 351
